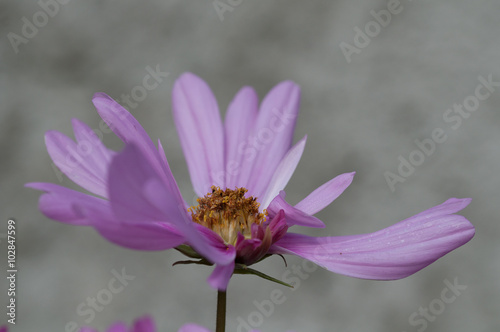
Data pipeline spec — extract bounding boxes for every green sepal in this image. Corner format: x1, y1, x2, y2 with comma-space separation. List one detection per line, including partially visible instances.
175, 245, 203, 259
255, 253, 288, 266
234, 264, 293, 288
172, 258, 213, 267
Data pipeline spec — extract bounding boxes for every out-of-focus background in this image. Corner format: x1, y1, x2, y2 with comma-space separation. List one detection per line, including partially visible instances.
1, 0, 499, 331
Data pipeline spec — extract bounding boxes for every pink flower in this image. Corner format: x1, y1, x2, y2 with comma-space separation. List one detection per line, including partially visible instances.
78, 316, 258, 332
27, 73, 475, 290
79, 316, 156, 332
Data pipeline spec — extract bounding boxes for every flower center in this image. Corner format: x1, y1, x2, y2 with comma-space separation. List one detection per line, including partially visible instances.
189, 186, 267, 245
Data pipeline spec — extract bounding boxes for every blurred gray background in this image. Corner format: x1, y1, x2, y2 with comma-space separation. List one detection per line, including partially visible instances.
1, 0, 499, 331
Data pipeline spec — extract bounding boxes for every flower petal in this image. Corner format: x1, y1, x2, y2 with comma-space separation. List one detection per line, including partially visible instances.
267, 209, 289, 243
107, 144, 178, 222
25, 182, 109, 225
207, 255, 236, 290
132, 315, 156, 332
79, 328, 98, 332
172, 73, 225, 196
238, 81, 301, 196
271, 198, 475, 279
45, 124, 114, 198
295, 172, 355, 215
224, 86, 258, 189
71, 119, 115, 177
92, 93, 171, 186
260, 136, 307, 208
84, 211, 185, 252
157, 139, 190, 211
104, 322, 128, 332
178, 324, 211, 332
109, 144, 233, 264
26, 182, 186, 251
267, 191, 325, 228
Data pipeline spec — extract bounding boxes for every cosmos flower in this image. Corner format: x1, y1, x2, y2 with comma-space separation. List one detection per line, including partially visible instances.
79, 315, 237, 332
27, 73, 475, 290
0, 318, 265, 332
79, 316, 157, 332
78, 315, 278, 332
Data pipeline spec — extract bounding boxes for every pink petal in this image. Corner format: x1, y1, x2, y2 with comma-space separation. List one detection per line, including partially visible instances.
107, 144, 178, 222
271, 198, 475, 280
260, 136, 307, 208
267, 191, 325, 228
108, 144, 233, 264
88, 215, 185, 252
26, 182, 186, 251
267, 209, 289, 243
193, 224, 238, 264
207, 256, 236, 290
104, 322, 128, 332
242, 81, 300, 198
132, 315, 156, 332
295, 172, 355, 215
224, 86, 259, 189
157, 139, 190, 211
71, 119, 115, 176
172, 73, 225, 196
45, 126, 113, 198
177, 324, 211, 332
92, 93, 169, 187
25, 182, 109, 225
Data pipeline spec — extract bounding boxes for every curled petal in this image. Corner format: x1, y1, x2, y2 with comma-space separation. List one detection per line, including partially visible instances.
267, 209, 289, 243
172, 73, 225, 196
267, 191, 325, 228
271, 198, 475, 279
236, 211, 286, 265
295, 172, 355, 215
236, 229, 272, 266
207, 252, 236, 290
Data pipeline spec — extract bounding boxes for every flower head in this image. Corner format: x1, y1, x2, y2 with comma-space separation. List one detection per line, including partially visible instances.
78, 316, 262, 332
79, 316, 156, 332
27, 73, 475, 290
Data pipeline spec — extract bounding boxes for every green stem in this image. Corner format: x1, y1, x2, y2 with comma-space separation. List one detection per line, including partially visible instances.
216, 290, 226, 332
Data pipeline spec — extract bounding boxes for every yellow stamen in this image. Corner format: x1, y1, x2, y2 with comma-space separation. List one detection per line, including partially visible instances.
189, 186, 267, 245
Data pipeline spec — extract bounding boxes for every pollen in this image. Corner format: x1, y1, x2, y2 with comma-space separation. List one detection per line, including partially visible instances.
189, 186, 267, 245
